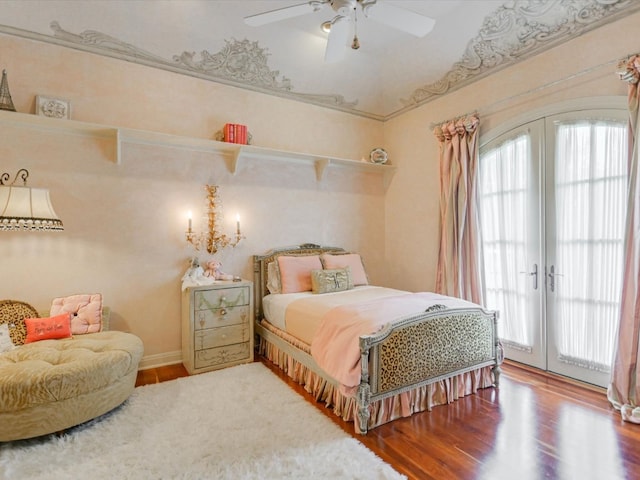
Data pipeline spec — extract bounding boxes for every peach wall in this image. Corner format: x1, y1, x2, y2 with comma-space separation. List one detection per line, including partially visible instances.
1, 35, 381, 160
383, 11, 639, 293
2, 10, 638, 368
0, 34, 385, 367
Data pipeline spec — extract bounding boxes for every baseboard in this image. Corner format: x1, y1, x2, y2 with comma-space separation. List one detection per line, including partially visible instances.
138, 350, 183, 370
503, 359, 607, 394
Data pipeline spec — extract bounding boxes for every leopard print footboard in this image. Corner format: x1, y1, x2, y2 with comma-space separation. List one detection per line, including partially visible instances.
362, 307, 498, 396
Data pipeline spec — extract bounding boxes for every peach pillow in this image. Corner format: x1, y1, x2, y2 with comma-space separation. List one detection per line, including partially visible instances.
24, 313, 72, 343
321, 253, 369, 286
50, 293, 103, 334
277, 255, 323, 293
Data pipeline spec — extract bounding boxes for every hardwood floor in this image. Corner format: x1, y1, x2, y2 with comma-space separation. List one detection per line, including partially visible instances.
135, 362, 189, 387
136, 359, 640, 480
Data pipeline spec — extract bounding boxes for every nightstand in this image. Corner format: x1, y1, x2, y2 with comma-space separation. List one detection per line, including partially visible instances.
181, 280, 253, 374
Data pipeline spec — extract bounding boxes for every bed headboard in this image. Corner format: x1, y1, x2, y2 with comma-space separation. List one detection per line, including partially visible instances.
252, 243, 346, 320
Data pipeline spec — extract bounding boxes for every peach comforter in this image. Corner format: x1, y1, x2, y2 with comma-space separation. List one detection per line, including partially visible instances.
307, 291, 478, 395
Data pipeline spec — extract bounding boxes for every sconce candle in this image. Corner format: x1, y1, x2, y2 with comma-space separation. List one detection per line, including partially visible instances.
185, 185, 245, 255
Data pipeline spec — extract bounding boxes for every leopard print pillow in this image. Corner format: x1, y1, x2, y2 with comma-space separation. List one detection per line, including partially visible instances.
0, 300, 39, 346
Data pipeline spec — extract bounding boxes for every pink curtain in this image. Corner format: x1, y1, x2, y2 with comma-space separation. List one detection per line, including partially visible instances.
433, 114, 484, 304
608, 54, 640, 424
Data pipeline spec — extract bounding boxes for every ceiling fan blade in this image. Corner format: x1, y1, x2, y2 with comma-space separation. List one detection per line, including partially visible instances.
324, 16, 350, 63
364, 1, 435, 37
244, 2, 326, 27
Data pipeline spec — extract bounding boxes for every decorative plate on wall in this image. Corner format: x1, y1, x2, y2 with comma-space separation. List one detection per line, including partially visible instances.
36, 95, 70, 119
369, 148, 388, 164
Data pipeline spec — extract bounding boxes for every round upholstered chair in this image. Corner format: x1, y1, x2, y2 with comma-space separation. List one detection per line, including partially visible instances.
0, 299, 144, 442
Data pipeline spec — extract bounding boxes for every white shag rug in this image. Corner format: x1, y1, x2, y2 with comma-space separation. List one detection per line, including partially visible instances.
0, 362, 405, 480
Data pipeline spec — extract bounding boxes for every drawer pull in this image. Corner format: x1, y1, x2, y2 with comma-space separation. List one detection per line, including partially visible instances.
219, 308, 227, 316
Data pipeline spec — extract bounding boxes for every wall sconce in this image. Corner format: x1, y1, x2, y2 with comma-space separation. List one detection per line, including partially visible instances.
0, 168, 64, 231
185, 184, 244, 255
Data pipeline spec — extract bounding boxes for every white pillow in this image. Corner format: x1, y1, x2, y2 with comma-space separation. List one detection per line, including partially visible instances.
267, 262, 281, 294
0, 323, 15, 353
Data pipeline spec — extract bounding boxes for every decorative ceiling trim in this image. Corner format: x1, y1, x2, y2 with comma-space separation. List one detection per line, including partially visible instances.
0, 22, 370, 119
391, 0, 640, 119
49, 21, 363, 115
0, 0, 638, 122
171, 39, 293, 92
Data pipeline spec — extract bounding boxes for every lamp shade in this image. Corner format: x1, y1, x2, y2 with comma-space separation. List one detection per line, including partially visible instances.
0, 185, 64, 231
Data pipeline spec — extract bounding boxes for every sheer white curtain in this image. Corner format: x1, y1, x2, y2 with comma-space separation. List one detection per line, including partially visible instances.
479, 133, 533, 348
554, 121, 627, 371
479, 120, 627, 372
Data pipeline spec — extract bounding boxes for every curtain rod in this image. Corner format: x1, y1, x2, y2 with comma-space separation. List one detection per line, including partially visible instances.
430, 111, 478, 130
430, 54, 632, 130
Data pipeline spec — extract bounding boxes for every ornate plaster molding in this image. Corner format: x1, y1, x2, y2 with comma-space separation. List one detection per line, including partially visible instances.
171, 39, 292, 92
400, 0, 640, 112
49, 21, 166, 63
47, 22, 361, 116
0, 0, 637, 121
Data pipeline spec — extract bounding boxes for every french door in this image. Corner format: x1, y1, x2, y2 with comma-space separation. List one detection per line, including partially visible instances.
479, 110, 628, 387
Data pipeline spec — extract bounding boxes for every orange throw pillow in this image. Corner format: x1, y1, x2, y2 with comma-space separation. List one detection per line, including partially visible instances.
24, 313, 72, 343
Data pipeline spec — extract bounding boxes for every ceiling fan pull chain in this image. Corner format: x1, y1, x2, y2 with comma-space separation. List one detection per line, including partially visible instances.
352, 6, 360, 50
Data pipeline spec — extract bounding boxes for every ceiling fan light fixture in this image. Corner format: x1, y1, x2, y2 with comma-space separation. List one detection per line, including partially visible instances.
245, 0, 436, 63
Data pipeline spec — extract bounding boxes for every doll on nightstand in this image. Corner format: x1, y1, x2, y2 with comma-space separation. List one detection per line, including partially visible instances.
203, 260, 234, 281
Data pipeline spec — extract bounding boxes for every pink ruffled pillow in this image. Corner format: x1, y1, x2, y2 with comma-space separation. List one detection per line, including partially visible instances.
24, 313, 72, 343
321, 253, 369, 286
50, 293, 103, 335
277, 255, 323, 293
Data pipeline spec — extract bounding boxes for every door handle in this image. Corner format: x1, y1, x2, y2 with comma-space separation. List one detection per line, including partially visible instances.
548, 265, 564, 292
519, 263, 538, 290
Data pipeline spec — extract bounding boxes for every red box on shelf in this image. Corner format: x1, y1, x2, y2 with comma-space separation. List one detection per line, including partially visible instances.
223, 123, 247, 144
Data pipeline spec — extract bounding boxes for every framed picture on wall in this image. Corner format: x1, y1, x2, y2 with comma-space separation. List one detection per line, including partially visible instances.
35, 95, 71, 119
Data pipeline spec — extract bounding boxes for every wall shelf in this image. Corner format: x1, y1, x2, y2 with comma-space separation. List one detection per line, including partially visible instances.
0, 109, 118, 143
0, 111, 396, 187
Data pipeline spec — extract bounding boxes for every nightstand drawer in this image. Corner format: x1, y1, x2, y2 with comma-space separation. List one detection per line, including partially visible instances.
194, 286, 249, 310
194, 305, 249, 330
195, 323, 249, 350
182, 280, 254, 375
195, 342, 250, 369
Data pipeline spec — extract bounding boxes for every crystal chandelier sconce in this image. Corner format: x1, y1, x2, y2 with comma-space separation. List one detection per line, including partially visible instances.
185, 185, 244, 255
0, 168, 64, 231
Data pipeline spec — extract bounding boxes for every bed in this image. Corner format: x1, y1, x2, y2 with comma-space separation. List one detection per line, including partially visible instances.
253, 244, 502, 434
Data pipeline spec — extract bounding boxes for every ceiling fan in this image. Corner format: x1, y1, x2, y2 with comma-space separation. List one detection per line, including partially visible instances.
244, 0, 436, 63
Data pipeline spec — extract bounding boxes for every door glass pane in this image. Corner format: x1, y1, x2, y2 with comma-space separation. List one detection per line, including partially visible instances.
552, 120, 627, 372
479, 133, 534, 350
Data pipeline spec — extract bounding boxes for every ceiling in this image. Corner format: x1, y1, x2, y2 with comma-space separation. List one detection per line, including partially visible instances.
0, 0, 638, 121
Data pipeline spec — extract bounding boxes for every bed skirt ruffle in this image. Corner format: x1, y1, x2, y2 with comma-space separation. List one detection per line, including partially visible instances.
258, 324, 496, 434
